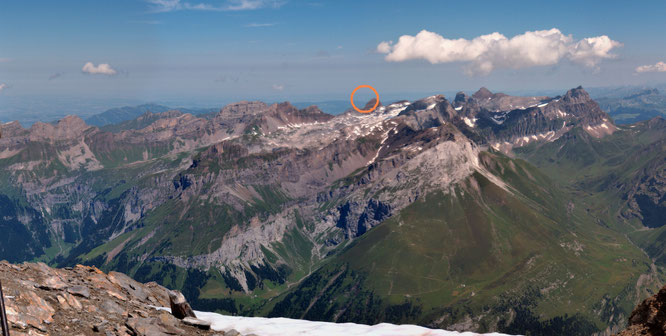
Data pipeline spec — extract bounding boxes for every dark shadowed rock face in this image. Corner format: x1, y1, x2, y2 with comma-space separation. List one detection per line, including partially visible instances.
616, 285, 666, 336
562, 85, 591, 104
0, 261, 220, 336
361, 98, 382, 112
454, 92, 470, 105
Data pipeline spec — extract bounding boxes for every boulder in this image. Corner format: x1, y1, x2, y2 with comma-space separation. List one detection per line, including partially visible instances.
182, 316, 212, 330
67, 285, 90, 298
126, 316, 184, 336
37, 276, 67, 290
168, 290, 196, 319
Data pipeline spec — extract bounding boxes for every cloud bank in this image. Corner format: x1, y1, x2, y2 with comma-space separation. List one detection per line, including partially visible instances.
82, 62, 117, 75
146, 0, 283, 12
635, 61, 666, 73
377, 29, 622, 75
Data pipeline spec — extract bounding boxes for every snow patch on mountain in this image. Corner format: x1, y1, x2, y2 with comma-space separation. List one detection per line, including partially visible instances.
584, 119, 617, 138
265, 101, 410, 150
490, 112, 509, 124
367, 126, 396, 165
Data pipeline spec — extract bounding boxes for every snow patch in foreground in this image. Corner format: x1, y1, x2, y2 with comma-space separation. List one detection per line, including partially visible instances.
155, 307, 513, 336
194, 311, 512, 336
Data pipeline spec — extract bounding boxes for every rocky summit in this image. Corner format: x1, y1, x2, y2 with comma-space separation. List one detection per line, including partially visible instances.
0, 261, 243, 336
616, 285, 666, 336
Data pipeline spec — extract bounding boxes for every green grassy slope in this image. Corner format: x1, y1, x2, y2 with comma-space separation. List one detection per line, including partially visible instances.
264, 152, 657, 335
514, 123, 664, 230
515, 122, 665, 269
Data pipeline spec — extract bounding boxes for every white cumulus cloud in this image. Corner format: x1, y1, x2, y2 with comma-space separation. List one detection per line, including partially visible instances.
82, 62, 117, 75
377, 29, 622, 75
272, 84, 284, 91
635, 61, 666, 73
376, 41, 391, 54
0, 83, 8, 92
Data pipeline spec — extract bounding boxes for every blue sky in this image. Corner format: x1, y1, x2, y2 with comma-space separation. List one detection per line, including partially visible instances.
1, 0, 666, 106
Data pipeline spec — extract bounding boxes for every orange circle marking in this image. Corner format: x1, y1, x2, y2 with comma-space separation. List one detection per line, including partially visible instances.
350, 85, 379, 114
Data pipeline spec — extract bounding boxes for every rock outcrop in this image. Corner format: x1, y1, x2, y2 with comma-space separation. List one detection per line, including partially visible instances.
168, 291, 196, 320
616, 285, 666, 336
0, 260, 228, 336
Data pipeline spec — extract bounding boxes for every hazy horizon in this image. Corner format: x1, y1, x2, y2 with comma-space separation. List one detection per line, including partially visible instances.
2, 81, 665, 126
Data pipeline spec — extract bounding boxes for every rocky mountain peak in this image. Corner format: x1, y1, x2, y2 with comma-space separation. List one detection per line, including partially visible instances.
218, 101, 268, 117
472, 87, 494, 100
269, 101, 334, 125
362, 98, 382, 111
562, 86, 591, 103
274, 101, 299, 113
0, 121, 25, 138
302, 105, 325, 115
645, 116, 666, 128
58, 115, 87, 128
454, 92, 469, 104
29, 115, 91, 141
398, 95, 456, 129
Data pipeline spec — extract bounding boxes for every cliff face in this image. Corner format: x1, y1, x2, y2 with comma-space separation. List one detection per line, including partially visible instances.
0, 261, 218, 336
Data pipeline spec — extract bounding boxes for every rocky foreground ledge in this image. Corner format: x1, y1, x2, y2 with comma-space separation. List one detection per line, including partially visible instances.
6, 259, 666, 336
0, 261, 244, 336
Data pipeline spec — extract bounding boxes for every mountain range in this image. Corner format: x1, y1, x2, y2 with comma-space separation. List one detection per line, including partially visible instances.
84, 104, 219, 127
0, 86, 664, 335
595, 88, 666, 124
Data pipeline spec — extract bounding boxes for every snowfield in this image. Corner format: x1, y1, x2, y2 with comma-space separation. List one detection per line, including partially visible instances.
191, 310, 514, 336
155, 307, 515, 335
